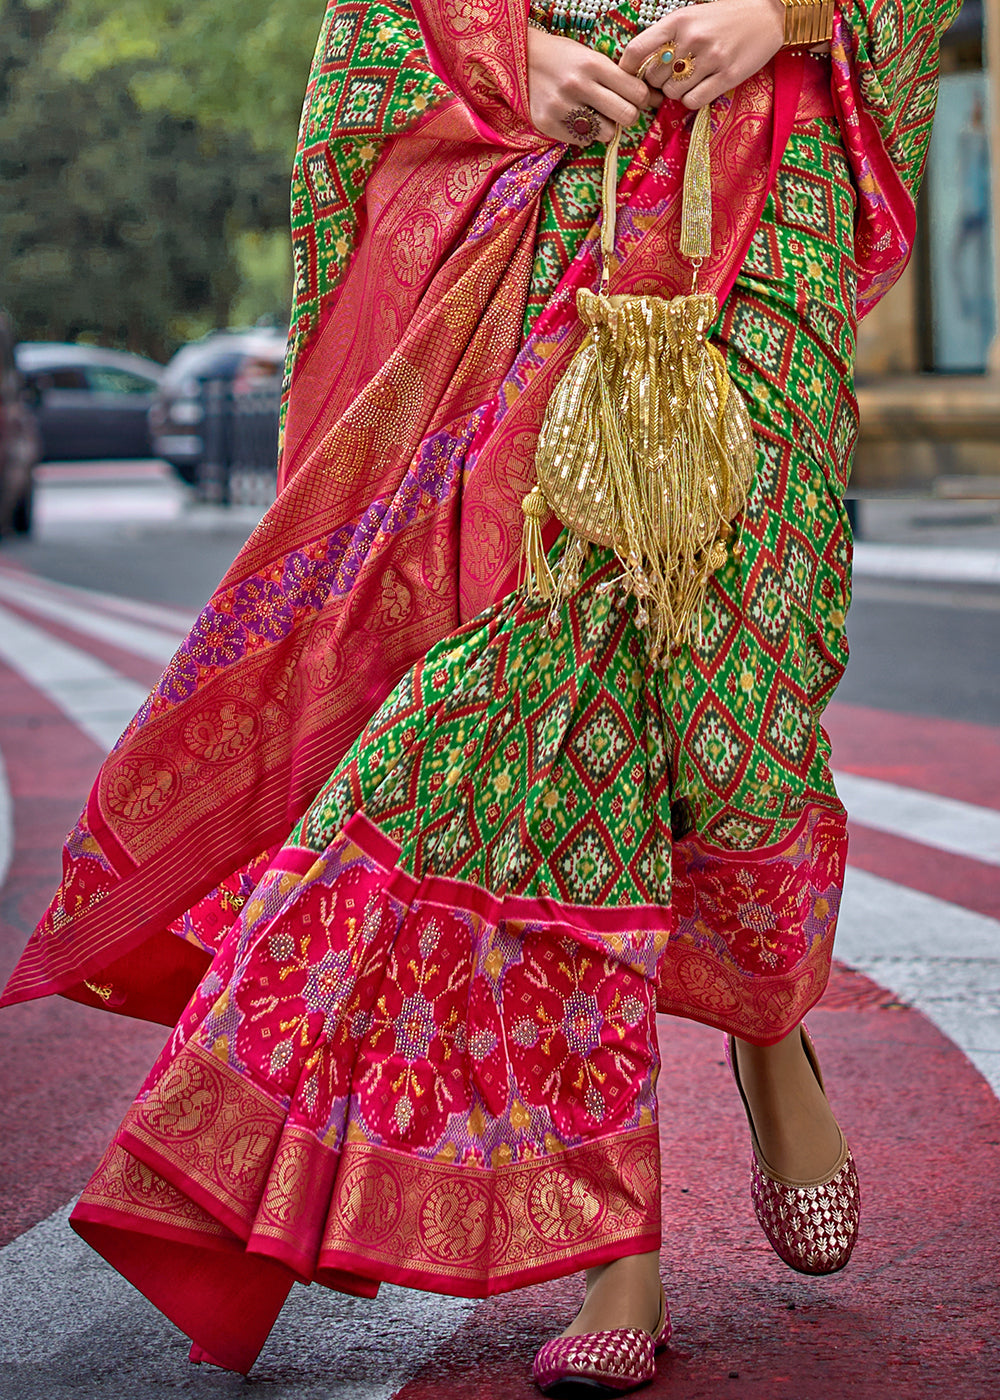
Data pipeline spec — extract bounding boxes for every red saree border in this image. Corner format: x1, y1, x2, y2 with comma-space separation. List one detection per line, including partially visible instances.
267, 804, 846, 1046
316, 1131, 662, 1296
653, 928, 833, 1045
341, 804, 840, 933
3, 788, 846, 1041
71, 1038, 661, 1369
829, 8, 920, 318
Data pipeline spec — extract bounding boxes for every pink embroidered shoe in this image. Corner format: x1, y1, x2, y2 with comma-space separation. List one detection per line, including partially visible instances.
728, 1028, 860, 1275
531, 1287, 670, 1396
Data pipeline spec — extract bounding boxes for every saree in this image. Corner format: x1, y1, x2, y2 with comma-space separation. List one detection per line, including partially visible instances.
2, 0, 959, 1377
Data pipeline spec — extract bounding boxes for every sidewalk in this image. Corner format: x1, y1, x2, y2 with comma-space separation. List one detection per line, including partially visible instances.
851, 492, 1000, 585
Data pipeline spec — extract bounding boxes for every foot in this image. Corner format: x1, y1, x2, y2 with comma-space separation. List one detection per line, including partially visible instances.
732, 1030, 845, 1182
560, 1250, 663, 1339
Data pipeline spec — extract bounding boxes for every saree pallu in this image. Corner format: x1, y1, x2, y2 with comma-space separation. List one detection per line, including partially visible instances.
3, 0, 959, 1378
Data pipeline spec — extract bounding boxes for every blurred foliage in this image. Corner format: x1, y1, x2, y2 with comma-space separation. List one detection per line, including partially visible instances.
229, 231, 296, 331
58, 0, 321, 157
0, 0, 317, 358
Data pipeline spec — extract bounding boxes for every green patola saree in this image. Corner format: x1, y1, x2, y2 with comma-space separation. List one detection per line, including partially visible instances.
2, 0, 959, 1374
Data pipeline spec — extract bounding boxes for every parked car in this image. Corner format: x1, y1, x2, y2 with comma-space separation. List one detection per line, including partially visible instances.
15, 343, 164, 461
0, 313, 41, 535
148, 328, 287, 484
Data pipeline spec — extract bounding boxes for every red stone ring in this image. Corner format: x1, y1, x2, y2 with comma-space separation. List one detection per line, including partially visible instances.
563, 104, 602, 145
663, 47, 696, 82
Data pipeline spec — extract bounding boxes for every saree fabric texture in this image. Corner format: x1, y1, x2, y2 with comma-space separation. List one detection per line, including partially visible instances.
3, 0, 958, 1377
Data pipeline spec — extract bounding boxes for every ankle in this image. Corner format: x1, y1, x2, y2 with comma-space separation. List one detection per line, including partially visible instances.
733, 1031, 844, 1182
562, 1252, 662, 1338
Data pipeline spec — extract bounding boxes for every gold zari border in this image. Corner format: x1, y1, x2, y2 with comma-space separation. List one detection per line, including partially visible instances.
83, 1042, 662, 1291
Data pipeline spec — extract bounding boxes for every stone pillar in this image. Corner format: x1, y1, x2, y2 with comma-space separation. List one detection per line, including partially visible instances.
986, 0, 1000, 371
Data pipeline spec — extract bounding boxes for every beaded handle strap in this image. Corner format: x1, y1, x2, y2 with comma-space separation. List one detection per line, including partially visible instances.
600, 68, 712, 293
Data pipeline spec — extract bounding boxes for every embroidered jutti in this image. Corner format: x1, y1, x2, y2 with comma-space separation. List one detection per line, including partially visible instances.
2, 0, 959, 1376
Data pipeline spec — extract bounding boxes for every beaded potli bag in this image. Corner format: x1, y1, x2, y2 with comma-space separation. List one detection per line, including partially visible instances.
521, 95, 756, 659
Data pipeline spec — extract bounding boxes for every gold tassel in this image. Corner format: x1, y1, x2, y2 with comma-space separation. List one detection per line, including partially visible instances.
520, 485, 555, 600
523, 104, 756, 658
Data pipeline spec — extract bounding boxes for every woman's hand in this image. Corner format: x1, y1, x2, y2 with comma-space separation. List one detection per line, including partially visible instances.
527, 27, 660, 145
620, 0, 785, 111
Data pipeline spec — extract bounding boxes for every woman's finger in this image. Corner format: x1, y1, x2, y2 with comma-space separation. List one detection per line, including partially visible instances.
652, 51, 705, 101
583, 86, 643, 130
677, 71, 732, 111
527, 29, 657, 145
619, 23, 667, 77
586, 53, 659, 111
620, 12, 698, 78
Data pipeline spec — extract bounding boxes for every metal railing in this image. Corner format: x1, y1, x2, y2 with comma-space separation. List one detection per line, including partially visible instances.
197, 376, 280, 506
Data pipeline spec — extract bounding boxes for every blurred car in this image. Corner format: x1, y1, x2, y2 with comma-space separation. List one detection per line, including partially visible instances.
15, 342, 164, 461
148, 328, 287, 485
0, 313, 41, 535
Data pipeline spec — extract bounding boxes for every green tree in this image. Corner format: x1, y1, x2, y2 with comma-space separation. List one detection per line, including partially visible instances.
56, 0, 322, 157
0, 0, 305, 357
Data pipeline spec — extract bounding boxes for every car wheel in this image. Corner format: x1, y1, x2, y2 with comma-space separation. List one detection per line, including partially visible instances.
167, 458, 201, 486
11, 483, 33, 535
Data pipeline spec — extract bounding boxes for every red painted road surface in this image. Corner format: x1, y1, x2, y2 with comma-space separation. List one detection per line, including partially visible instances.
1, 577, 998, 1397
396, 996, 1000, 1400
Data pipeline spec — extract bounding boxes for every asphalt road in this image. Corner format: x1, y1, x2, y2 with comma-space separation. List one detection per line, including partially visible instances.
0, 463, 998, 1399
6, 464, 999, 723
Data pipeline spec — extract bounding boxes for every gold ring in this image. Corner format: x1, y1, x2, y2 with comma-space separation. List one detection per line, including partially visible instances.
667, 53, 696, 82
563, 104, 602, 144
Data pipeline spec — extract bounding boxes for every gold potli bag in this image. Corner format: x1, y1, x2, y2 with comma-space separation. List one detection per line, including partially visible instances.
521, 98, 756, 659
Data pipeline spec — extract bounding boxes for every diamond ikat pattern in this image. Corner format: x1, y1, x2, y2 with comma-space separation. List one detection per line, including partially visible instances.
730, 303, 793, 378
775, 168, 835, 239
295, 125, 860, 902
286, 2, 450, 400
689, 704, 750, 790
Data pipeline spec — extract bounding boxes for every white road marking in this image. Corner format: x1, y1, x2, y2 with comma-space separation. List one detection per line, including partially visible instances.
0, 564, 194, 632
833, 769, 1000, 866
35, 483, 187, 527
0, 1203, 476, 1399
0, 744, 11, 891
853, 541, 1000, 585
0, 603, 149, 751
30, 477, 264, 540
0, 574, 184, 666
837, 867, 1000, 1096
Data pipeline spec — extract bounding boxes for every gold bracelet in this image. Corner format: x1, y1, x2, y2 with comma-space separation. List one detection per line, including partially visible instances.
782, 0, 835, 47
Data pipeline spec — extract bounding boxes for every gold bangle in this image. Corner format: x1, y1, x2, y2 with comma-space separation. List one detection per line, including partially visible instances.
782, 0, 835, 48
